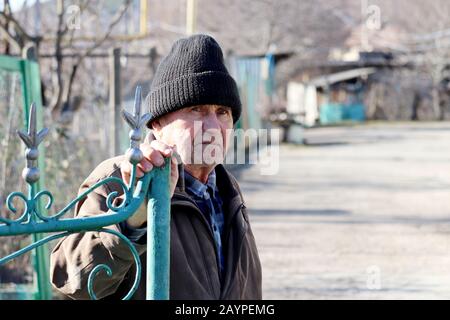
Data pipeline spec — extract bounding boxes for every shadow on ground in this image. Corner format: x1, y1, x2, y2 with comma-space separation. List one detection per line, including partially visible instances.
251, 208, 351, 216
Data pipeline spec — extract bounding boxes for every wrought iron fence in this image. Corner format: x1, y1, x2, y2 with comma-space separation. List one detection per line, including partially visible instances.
0, 86, 171, 300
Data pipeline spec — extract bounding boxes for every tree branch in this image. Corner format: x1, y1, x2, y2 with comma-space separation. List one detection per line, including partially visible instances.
49, 0, 68, 114
51, 0, 132, 118
0, 10, 41, 44
76, 0, 132, 64
65, 0, 132, 102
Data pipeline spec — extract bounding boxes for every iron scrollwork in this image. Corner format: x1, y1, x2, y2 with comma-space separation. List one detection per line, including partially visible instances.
0, 86, 158, 300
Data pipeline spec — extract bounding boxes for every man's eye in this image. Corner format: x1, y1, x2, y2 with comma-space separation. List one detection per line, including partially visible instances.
218, 108, 231, 115
192, 107, 202, 112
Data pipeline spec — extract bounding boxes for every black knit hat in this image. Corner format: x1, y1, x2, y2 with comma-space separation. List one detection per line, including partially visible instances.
145, 34, 242, 127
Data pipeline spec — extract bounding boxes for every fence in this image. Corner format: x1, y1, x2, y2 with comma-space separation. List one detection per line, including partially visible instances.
0, 52, 50, 299
0, 86, 171, 300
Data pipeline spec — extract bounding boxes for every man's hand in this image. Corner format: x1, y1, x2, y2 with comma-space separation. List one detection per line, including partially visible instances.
120, 135, 179, 228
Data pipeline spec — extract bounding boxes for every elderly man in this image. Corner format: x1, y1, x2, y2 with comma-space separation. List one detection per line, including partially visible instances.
50, 34, 262, 300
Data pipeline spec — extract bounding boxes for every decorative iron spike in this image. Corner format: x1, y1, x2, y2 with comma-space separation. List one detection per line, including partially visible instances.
17, 103, 49, 184
121, 86, 152, 165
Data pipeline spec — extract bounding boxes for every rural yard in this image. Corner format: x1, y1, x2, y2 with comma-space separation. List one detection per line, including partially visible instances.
237, 122, 450, 299
3, 0, 450, 304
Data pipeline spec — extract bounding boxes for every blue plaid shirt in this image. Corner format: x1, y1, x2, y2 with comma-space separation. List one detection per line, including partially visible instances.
119, 169, 226, 278
184, 169, 225, 278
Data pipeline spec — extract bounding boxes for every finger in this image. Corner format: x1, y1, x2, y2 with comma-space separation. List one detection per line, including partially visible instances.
170, 156, 178, 172
139, 157, 153, 172
136, 166, 144, 178
140, 142, 153, 157
172, 148, 181, 164
140, 143, 165, 166
146, 148, 165, 167
150, 140, 174, 157
141, 143, 167, 165
171, 152, 179, 166
137, 163, 145, 174
120, 161, 132, 184
170, 156, 179, 179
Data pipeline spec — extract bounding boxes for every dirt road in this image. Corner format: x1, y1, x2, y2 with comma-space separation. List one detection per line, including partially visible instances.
237, 122, 450, 299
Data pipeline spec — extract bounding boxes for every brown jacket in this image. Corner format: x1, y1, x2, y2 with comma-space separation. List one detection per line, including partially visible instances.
50, 156, 262, 300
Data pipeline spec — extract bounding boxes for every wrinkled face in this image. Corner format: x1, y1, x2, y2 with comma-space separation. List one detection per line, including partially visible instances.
151, 104, 234, 167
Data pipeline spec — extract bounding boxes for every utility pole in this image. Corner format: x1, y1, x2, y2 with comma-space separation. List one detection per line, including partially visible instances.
109, 47, 122, 157
35, 0, 41, 35
186, 0, 197, 35
140, 0, 148, 36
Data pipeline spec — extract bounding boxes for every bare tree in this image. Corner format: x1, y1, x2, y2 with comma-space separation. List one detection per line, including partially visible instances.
363, 0, 450, 120
0, 0, 132, 126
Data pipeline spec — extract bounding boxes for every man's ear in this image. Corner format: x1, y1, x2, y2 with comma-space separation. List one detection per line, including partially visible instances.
149, 118, 163, 141
151, 118, 162, 131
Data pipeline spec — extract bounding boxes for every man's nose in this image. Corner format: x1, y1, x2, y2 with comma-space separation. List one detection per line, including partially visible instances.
202, 112, 221, 131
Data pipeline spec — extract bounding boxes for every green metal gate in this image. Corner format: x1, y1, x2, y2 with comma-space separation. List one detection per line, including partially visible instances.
0, 53, 51, 300
0, 80, 171, 300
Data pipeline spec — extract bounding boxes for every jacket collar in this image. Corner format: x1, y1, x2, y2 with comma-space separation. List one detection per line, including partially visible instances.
174, 163, 244, 227
175, 164, 242, 202
184, 169, 217, 198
